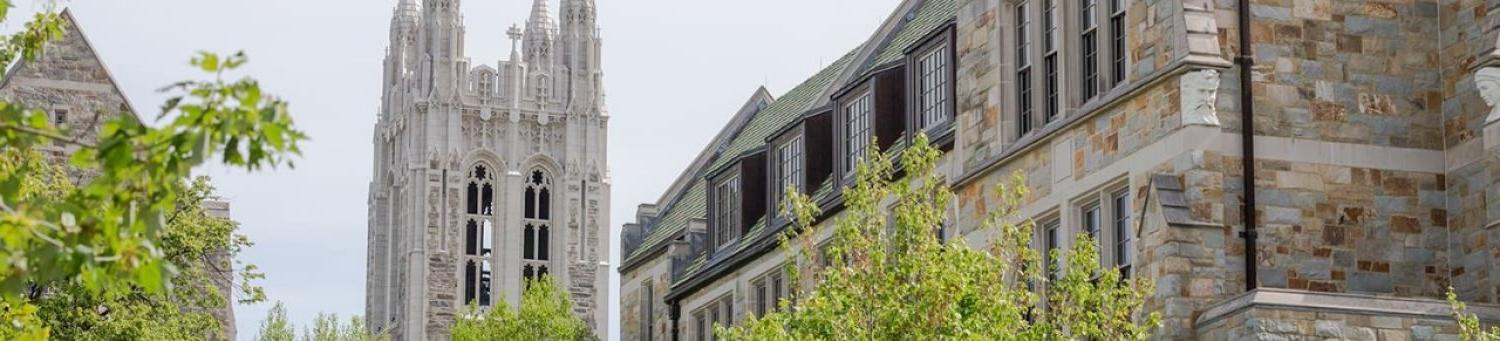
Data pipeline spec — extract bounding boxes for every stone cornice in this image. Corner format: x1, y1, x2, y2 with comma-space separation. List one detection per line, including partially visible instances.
1195, 288, 1500, 328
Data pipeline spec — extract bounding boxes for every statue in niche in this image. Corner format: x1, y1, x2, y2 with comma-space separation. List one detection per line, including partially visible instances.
1476, 67, 1500, 124
1181, 69, 1222, 126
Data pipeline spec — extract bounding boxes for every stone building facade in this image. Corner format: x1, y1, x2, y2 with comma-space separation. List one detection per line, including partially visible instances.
0, 9, 240, 340
0, 9, 134, 170
620, 0, 1500, 339
364, 0, 612, 339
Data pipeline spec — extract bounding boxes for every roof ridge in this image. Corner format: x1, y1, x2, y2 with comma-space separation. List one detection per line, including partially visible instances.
0, 8, 144, 122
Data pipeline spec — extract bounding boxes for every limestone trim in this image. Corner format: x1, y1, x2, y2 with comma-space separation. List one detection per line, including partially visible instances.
5, 77, 115, 93
1211, 133, 1446, 174
954, 58, 1229, 188
1194, 288, 1500, 329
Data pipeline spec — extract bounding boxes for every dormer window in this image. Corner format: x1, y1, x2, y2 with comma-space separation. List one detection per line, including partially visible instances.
842, 92, 872, 176
771, 135, 804, 219
915, 45, 951, 130
711, 175, 742, 250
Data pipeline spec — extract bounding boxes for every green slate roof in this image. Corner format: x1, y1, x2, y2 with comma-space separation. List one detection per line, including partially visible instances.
624, 53, 856, 263
873, 0, 957, 66
626, 181, 705, 260
624, 0, 958, 268
706, 52, 858, 174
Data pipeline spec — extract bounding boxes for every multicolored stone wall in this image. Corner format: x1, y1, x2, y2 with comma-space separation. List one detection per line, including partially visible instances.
1195, 306, 1463, 340
954, 0, 1190, 173
620, 256, 674, 341
1216, 157, 1449, 297
1236, 0, 1442, 149
1442, 0, 1500, 305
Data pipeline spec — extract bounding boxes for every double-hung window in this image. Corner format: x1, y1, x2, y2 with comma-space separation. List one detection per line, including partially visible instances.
1042, 0, 1060, 123
1016, 1, 1034, 136
752, 269, 787, 316
916, 44, 951, 130
1082, 202, 1102, 251
692, 296, 733, 341
1044, 219, 1061, 281
1080, 0, 1099, 102
843, 93, 873, 176
1112, 190, 1133, 278
1109, 0, 1126, 86
1074, 183, 1133, 277
774, 136, 804, 219
713, 176, 741, 250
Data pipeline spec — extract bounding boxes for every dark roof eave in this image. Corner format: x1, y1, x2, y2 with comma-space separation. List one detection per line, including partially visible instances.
619, 228, 686, 274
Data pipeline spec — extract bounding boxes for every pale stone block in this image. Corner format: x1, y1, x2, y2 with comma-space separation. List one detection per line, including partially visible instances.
1293, 0, 1332, 20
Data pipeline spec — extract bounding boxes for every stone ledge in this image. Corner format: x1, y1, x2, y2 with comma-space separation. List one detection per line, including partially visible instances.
1195, 288, 1500, 329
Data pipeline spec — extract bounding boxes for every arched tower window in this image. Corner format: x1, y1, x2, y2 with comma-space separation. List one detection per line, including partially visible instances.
522, 168, 552, 284
463, 164, 496, 306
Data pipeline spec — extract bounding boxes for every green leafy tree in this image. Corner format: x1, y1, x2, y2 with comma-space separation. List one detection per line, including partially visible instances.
28, 177, 265, 340
452, 276, 592, 341
1450, 289, 1500, 341
721, 134, 1160, 340
249, 302, 383, 341
254, 302, 296, 341
0, 1, 306, 338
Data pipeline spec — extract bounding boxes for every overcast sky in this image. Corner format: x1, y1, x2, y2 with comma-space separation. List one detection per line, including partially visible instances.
9, 0, 901, 339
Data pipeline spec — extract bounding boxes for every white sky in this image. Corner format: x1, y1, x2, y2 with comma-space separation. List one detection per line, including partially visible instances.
8, 0, 901, 339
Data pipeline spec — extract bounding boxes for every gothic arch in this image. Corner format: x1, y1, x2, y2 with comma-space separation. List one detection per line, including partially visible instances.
459, 160, 498, 306
462, 149, 504, 173
520, 153, 563, 177
519, 158, 559, 285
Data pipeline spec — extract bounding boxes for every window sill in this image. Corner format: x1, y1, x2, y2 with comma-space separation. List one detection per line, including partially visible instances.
954, 58, 1230, 188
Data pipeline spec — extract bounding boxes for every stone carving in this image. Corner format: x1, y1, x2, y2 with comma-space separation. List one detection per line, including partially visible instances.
1181, 69, 1222, 126
1476, 67, 1500, 124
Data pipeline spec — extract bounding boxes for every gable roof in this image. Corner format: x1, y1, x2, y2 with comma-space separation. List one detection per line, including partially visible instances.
656, 87, 774, 206
0, 8, 142, 121
624, 53, 856, 264
621, 0, 959, 273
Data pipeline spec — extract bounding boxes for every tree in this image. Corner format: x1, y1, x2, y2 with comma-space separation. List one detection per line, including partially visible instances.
0, 1, 307, 338
249, 302, 383, 341
254, 302, 296, 341
1450, 289, 1500, 341
28, 177, 264, 340
720, 134, 1160, 340
452, 276, 592, 341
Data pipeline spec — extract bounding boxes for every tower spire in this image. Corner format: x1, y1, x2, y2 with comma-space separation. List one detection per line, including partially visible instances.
523, 0, 556, 65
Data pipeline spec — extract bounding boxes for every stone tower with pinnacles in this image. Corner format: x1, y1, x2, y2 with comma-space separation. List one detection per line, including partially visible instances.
364, 0, 610, 338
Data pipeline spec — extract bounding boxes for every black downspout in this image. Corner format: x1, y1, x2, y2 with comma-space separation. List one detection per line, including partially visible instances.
1236, 0, 1259, 292
669, 302, 681, 341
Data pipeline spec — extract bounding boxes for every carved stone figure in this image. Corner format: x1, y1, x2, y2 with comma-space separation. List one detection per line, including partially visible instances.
1181, 69, 1222, 126
1476, 67, 1500, 124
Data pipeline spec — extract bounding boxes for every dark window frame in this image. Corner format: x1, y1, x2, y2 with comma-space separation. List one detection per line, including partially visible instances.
905, 22, 957, 146
769, 131, 806, 227
837, 89, 874, 181
709, 171, 743, 252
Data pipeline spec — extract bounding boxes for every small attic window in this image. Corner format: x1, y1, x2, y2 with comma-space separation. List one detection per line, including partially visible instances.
53, 109, 67, 126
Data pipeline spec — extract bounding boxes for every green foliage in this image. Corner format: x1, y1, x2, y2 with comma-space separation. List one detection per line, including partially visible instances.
27, 178, 261, 340
254, 302, 296, 341
0, 1, 305, 338
297, 311, 380, 341
247, 303, 387, 341
1450, 289, 1500, 341
720, 134, 1160, 340
452, 276, 593, 341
